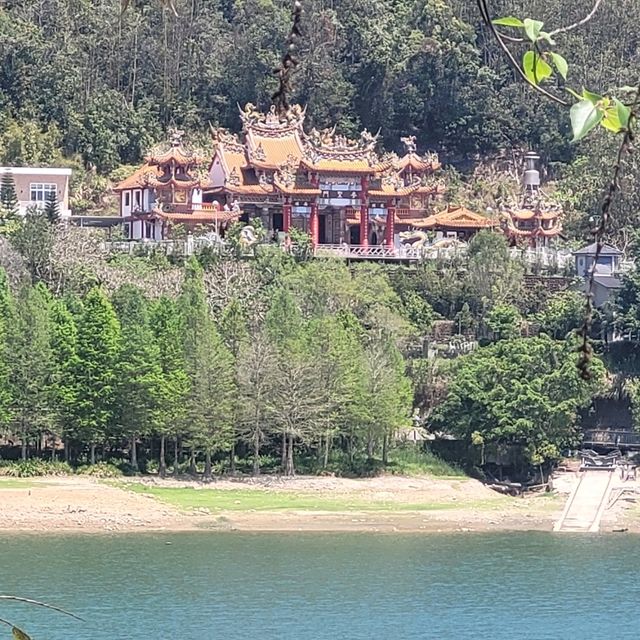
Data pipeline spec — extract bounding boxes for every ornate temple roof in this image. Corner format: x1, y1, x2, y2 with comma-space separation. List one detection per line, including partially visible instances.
301, 127, 387, 174
415, 205, 495, 230
394, 137, 441, 173
146, 129, 207, 166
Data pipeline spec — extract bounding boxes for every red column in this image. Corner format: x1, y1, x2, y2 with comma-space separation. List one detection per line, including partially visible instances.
385, 202, 396, 248
359, 177, 369, 247
283, 199, 292, 233
310, 201, 319, 246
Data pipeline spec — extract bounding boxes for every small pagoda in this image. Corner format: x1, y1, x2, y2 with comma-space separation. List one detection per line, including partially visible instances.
500, 152, 563, 248
116, 130, 241, 240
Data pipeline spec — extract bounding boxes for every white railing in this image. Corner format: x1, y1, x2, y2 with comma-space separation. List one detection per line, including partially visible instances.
314, 244, 424, 260
509, 247, 573, 268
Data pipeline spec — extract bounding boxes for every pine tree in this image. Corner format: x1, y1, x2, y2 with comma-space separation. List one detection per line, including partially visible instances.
7, 283, 55, 460
149, 296, 189, 477
48, 297, 79, 461
44, 191, 60, 225
219, 298, 249, 474
0, 269, 15, 427
0, 170, 20, 234
72, 287, 121, 464
180, 258, 235, 480
0, 171, 18, 216
112, 285, 163, 471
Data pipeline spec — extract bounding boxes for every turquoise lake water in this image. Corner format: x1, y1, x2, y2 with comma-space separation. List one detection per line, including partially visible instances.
0, 532, 637, 639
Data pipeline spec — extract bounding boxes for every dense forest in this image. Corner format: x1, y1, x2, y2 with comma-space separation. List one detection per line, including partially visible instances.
0, 0, 639, 244
0, 0, 639, 480
0, 218, 618, 479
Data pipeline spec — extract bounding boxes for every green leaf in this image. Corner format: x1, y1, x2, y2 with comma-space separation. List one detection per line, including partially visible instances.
615, 98, 631, 129
601, 108, 622, 133
12, 628, 31, 640
523, 18, 544, 42
570, 99, 604, 142
522, 51, 553, 85
492, 16, 525, 27
549, 53, 568, 80
582, 88, 604, 104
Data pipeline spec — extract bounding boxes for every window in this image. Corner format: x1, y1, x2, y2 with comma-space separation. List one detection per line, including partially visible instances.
30, 183, 57, 203
123, 223, 131, 239
124, 192, 131, 207
144, 222, 153, 239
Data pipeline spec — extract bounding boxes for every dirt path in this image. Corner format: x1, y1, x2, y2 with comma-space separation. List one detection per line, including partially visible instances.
0, 475, 569, 534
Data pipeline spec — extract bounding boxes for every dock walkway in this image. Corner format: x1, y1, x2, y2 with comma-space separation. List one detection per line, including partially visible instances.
554, 469, 615, 533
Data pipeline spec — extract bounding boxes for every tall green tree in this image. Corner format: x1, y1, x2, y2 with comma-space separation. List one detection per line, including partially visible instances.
72, 287, 121, 464
112, 285, 163, 471
219, 298, 249, 474
48, 296, 79, 461
360, 332, 412, 465
181, 258, 235, 480
149, 296, 189, 477
0, 270, 15, 428
7, 283, 55, 459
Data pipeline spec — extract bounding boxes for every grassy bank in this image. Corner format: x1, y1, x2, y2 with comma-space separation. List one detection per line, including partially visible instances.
124, 483, 510, 513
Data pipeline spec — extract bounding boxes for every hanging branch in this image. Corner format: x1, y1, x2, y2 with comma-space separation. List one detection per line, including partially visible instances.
578, 90, 639, 380
272, 1, 303, 115
549, 0, 604, 36
477, 0, 567, 106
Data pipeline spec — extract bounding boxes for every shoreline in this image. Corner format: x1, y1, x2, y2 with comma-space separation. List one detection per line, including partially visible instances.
0, 473, 635, 535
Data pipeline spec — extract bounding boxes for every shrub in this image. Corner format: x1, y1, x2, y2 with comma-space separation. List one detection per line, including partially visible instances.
0, 460, 73, 477
76, 462, 123, 478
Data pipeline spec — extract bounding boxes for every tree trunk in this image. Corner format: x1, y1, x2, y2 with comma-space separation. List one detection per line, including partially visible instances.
204, 450, 212, 482
323, 431, 331, 469
90, 443, 96, 466
285, 434, 295, 476
382, 434, 389, 466
253, 431, 261, 476
130, 435, 138, 471
229, 441, 236, 476
64, 439, 70, 464
159, 435, 166, 478
367, 429, 375, 461
173, 437, 179, 477
188, 450, 196, 476
20, 420, 27, 461
280, 432, 287, 472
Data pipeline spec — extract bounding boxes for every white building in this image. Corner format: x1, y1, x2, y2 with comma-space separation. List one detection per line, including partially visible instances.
0, 167, 72, 218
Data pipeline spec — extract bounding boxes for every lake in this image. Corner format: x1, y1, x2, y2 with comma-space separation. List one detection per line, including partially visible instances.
0, 532, 636, 639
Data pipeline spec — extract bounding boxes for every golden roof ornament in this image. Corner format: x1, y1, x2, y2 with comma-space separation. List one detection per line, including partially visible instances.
238, 103, 306, 135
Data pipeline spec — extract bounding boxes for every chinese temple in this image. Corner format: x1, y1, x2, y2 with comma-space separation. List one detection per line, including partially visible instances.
115, 105, 501, 249
208, 104, 450, 247
500, 152, 563, 248
115, 130, 241, 240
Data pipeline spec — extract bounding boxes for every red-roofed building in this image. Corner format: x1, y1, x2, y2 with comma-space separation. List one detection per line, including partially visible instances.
115, 130, 241, 240
208, 105, 444, 247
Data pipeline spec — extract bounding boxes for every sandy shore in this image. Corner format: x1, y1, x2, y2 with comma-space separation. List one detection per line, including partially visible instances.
0, 474, 572, 534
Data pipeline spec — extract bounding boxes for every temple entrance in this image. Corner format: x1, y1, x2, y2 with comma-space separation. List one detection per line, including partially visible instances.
319, 215, 327, 244
272, 212, 283, 233
350, 225, 360, 245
